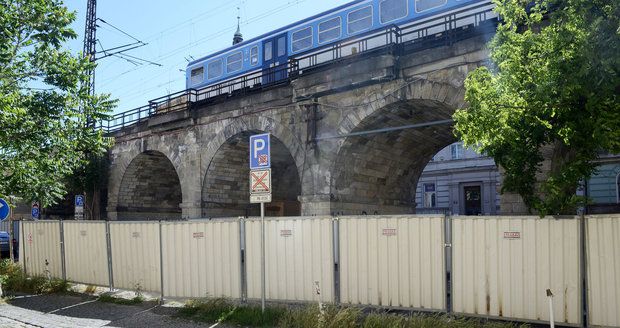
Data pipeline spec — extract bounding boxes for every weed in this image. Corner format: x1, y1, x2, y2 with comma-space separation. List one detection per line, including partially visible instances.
98, 294, 144, 305
0, 259, 68, 295
179, 298, 528, 328
84, 285, 97, 294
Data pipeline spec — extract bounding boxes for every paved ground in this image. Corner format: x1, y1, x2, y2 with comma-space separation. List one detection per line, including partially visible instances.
1, 294, 221, 328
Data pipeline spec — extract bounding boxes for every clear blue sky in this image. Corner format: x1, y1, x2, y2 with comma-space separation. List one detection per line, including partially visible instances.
65, 0, 352, 115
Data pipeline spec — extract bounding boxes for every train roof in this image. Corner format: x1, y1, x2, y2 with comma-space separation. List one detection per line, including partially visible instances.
187, 0, 368, 67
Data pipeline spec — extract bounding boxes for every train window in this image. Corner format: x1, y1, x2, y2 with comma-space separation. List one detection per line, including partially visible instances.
415, 0, 447, 12
379, 0, 408, 24
318, 17, 341, 44
277, 36, 286, 56
292, 27, 312, 52
207, 59, 222, 79
226, 52, 243, 73
190, 67, 204, 85
348, 6, 373, 35
264, 41, 273, 61
250, 46, 259, 65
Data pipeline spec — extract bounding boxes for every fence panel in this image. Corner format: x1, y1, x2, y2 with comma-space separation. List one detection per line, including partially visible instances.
63, 221, 109, 287
161, 220, 241, 299
586, 214, 620, 327
339, 215, 445, 310
245, 217, 333, 303
452, 216, 581, 325
109, 222, 160, 293
20, 221, 62, 278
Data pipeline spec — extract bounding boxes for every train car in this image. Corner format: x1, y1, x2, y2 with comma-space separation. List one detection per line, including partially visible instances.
186, 0, 490, 91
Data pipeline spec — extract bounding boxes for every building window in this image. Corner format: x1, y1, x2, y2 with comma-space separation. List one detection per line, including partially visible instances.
379, 0, 408, 24
292, 26, 312, 52
250, 46, 259, 65
318, 17, 341, 44
207, 59, 222, 80
226, 52, 243, 73
190, 67, 203, 85
415, 0, 447, 13
451, 143, 463, 160
348, 6, 373, 35
423, 183, 436, 207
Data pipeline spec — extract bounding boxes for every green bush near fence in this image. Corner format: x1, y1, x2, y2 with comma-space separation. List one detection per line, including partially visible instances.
0, 259, 68, 296
177, 298, 529, 328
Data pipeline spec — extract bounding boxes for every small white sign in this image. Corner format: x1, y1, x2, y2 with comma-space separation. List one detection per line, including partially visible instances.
250, 194, 272, 204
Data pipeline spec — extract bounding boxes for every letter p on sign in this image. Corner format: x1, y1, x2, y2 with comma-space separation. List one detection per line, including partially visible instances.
250, 133, 271, 169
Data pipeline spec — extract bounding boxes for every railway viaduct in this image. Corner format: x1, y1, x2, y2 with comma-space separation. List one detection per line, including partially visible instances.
105, 22, 516, 220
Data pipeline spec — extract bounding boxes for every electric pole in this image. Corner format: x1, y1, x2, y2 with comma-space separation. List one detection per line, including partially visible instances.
83, 0, 97, 97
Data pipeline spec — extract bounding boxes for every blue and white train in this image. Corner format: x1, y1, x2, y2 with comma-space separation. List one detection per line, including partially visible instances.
185, 0, 489, 90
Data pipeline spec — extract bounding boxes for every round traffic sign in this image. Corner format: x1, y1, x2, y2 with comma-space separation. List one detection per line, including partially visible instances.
0, 198, 10, 221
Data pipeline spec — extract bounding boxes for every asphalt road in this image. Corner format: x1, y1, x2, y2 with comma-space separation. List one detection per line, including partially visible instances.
3, 293, 226, 328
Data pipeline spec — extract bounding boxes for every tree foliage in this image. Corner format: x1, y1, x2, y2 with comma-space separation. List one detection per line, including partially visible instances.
454, 0, 620, 215
0, 0, 115, 207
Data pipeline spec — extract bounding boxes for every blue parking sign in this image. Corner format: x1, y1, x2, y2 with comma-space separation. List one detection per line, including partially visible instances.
75, 195, 85, 207
31, 202, 40, 220
249, 133, 271, 169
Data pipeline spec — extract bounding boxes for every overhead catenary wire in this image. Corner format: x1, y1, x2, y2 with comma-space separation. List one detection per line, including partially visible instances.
98, 0, 309, 98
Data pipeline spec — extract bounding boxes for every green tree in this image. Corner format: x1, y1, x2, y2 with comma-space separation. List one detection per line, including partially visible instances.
454, 0, 620, 215
0, 0, 115, 207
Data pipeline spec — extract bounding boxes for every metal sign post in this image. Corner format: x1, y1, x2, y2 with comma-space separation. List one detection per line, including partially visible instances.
249, 133, 271, 313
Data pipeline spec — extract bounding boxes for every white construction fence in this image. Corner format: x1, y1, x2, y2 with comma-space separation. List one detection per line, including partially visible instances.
17, 214, 620, 327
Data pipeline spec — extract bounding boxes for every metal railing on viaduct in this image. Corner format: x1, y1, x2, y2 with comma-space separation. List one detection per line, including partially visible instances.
97, 2, 498, 133
18, 214, 620, 327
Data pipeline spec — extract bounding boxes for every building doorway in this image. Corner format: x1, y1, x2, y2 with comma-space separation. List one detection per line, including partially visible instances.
463, 185, 482, 215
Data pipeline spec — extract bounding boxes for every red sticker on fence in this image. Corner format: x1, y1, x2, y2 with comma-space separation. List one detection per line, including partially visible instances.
382, 228, 397, 236
193, 232, 204, 239
504, 231, 521, 239
280, 229, 292, 237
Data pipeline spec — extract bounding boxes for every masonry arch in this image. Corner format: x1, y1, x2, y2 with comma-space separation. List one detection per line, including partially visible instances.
116, 150, 183, 220
331, 80, 465, 215
202, 130, 302, 218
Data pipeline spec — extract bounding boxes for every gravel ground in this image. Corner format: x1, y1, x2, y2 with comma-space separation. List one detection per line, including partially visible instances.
5, 293, 232, 328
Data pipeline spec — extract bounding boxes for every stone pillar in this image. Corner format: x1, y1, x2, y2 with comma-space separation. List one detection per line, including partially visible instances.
299, 194, 332, 216
180, 202, 202, 219
105, 202, 118, 220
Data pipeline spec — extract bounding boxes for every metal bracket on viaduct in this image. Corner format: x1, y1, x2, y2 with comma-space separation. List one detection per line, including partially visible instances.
103, 5, 499, 220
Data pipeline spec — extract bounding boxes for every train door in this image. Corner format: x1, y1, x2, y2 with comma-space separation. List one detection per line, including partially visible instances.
262, 33, 288, 84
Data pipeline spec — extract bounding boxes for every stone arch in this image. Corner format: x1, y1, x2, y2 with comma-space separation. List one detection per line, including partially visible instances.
115, 150, 182, 220
330, 79, 464, 215
200, 116, 304, 217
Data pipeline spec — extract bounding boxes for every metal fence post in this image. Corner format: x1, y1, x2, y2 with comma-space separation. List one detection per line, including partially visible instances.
159, 220, 165, 302
105, 220, 114, 291
580, 213, 588, 327
332, 216, 340, 304
239, 217, 247, 302
59, 220, 66, 281
21, 220, 27, 275
445, 213, 453, 313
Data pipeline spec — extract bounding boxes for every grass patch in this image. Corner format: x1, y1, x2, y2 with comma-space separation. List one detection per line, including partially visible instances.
179, 299, 529, 328
98, 293, 144, 305
177, 298, 286, 327
0, 259, 68, 295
